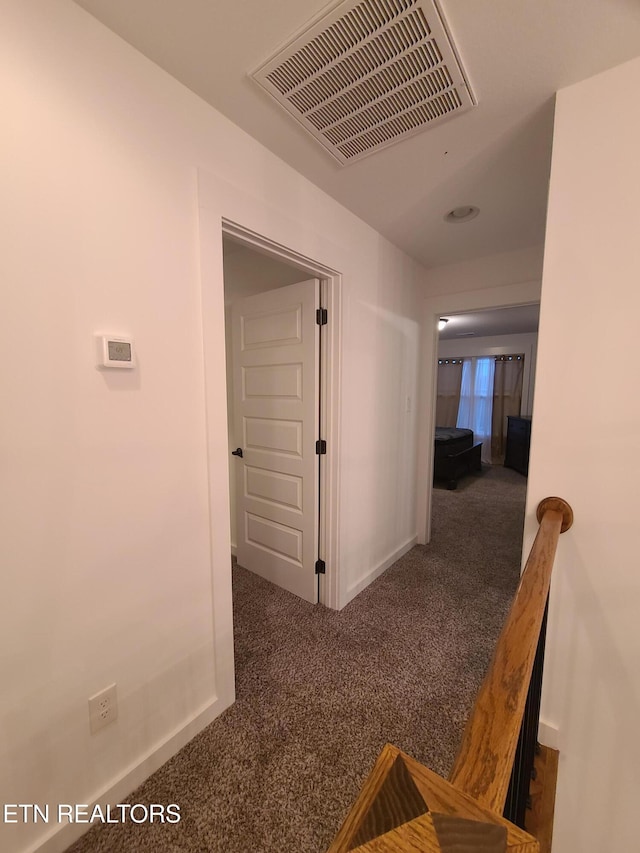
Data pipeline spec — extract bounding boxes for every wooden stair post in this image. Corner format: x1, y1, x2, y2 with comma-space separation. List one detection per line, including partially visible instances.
328, 744, 539, 852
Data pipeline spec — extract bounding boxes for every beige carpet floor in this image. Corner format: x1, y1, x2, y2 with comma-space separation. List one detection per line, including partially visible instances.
66, 465, 526, 853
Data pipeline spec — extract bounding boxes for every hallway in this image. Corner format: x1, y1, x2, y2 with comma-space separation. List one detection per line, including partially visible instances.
68, 467, 526, 853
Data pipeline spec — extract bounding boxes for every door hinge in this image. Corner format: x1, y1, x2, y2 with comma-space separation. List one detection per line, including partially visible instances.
316, 308, 328, 326
315, 559, 326, 575
316, 439, 327, 455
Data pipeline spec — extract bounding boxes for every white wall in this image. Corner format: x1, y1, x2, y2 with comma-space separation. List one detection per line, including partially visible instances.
525, 57, 640, 852
0, 3, 423, 852
438, 332, 538, 416
425, 245, 544, 297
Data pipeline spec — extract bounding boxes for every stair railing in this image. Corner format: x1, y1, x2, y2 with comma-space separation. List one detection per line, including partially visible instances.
447, 496, 572, 812
329, 496, 573, 853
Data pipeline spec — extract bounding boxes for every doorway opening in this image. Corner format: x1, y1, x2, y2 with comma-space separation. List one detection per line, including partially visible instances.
221, 220, 341, 608
434, 305, 538, 477
422, 302, 540, 588
418, 298, 540, 540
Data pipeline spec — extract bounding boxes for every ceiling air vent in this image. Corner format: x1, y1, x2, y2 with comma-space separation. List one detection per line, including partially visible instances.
252, 0, 476, 165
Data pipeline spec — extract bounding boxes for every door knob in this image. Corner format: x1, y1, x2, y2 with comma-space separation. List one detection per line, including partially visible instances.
231, 448, 243, 458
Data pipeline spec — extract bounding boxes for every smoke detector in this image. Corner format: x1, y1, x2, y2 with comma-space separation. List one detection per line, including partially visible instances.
252, 0, 476, 166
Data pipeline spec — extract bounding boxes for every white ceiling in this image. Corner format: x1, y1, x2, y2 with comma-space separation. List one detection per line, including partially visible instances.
439, 304, 539, 340
223, 237, 540, 338
73, 0, 640, 269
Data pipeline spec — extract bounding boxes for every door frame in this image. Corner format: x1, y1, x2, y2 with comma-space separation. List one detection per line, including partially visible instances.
221, 219, 342, 609
416, 280, 541, 545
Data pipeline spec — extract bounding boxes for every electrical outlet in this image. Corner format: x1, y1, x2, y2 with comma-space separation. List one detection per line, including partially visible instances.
88, 683, 118, 734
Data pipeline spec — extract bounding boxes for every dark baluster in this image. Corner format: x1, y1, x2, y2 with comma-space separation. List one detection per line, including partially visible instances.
504, 598, 549, 827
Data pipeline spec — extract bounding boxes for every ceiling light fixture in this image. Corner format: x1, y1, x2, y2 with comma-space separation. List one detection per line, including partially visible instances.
444, 205, 480, 223
438, 318, 449, 331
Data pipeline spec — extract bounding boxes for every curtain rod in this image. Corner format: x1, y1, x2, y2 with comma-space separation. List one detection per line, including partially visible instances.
438, 354, 524, 365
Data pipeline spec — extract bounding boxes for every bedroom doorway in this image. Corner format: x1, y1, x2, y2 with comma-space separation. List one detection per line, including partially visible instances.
221, 221, 341, 609
422, 302, 540, 545
424, 303, 540, 627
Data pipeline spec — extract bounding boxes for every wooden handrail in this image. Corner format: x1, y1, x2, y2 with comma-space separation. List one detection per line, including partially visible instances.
447, 496, 573, 814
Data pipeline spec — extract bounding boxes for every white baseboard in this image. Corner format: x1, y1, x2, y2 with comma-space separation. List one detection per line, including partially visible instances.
343, 535, 418, 608
230, 543, 237, 557
538, 719, 560, 751
27, 693, 234, 853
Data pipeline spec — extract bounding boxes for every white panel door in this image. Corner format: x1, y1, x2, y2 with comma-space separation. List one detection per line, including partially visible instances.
232, 279, 320, 603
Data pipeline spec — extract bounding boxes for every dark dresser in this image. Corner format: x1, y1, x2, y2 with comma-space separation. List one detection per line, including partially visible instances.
504, 415, 532, 476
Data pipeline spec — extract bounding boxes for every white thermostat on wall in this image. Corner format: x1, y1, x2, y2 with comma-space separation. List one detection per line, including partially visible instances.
97, 335, 136, 369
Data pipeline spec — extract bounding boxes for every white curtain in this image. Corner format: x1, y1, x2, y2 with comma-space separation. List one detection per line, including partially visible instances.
457, 357, 495, 464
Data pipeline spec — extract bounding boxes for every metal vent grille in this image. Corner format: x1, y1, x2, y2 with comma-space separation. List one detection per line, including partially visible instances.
252, 0, 475, 165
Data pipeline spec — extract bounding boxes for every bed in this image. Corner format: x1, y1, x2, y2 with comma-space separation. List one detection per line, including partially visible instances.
433, 426, 482, 490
